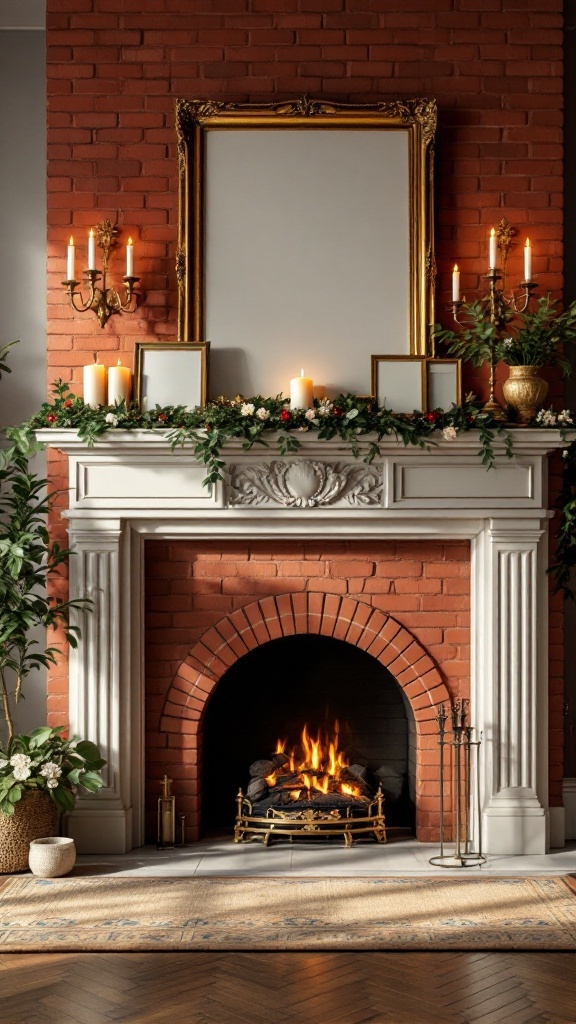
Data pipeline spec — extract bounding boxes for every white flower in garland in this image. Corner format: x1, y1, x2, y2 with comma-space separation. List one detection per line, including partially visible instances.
9, 753, 32, 781
558, 410, 574, 425
255, 407, 270, 421
46, 778, 59, 789
304, 408, 316, 421
40, 762, 62, 780
536, 408, 557, 426
563, 449, 570, 459
240, 402, 255, 417
318, 402, 333, 417
443, 426, 458, 441
0, 759, 9, 770
105, 412, 119, 427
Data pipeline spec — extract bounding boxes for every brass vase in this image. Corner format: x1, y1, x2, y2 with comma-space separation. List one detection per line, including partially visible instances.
502, 365, 548, 424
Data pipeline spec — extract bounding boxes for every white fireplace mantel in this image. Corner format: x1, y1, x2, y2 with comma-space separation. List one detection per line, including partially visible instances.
38, 428, 566, 856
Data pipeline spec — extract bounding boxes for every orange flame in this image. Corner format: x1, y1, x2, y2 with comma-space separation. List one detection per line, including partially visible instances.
272, 722, 361, 798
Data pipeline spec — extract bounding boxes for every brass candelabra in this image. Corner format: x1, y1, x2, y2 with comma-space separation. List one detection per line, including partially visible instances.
448, 218, 537, 418
62, 219, 140, 328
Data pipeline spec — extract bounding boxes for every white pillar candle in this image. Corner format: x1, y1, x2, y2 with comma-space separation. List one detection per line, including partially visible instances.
83, 355, 106, 408
489, 227, 497, 270
452, 263, 460, 302
290, 369, 314, 409
107, 359, 132, 405
126, 237, 134, 277
88, 228, 96, 271
524, 238, 532, 282
67, 236, 75, 281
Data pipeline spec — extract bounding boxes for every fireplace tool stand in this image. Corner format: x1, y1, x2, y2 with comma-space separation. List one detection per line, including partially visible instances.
429, 700, 485, 868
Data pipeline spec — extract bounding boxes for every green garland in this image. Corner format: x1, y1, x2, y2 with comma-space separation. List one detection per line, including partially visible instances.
27, 381, 515, 483
19, 381, 576, 594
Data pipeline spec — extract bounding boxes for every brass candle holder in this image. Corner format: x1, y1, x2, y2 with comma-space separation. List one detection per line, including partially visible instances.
447, 218, 538, 418
62, 219, 140, 328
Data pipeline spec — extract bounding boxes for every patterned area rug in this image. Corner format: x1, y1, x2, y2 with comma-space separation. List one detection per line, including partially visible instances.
0, 875, 575, 951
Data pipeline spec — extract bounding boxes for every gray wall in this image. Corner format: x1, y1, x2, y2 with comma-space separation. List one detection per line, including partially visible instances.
0, 8, 48, 735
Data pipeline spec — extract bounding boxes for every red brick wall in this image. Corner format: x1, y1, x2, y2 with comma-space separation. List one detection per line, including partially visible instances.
45, 1, 565, 817
46, 0, 564, 399
145, 539, 469, 841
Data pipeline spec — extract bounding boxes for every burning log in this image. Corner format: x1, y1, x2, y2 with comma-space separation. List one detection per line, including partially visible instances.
339, 764, 371, 797
249, 752, 289, 779
249, 758, 276, 779
247, 777, 268, 802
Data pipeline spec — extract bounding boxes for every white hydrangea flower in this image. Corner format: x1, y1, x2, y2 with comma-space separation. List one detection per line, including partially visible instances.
240, 402, 255, 417
47, 778, 59, 789
558, 410, 574, 425
10, 753, 31, 771
563, 449, 570, 459
443, 426, 458, 441
255, 407, 270, 421
105, 412, 119, 427
304, 408, 316, 421
12, 765, 31, 781
40, 762, 62, 779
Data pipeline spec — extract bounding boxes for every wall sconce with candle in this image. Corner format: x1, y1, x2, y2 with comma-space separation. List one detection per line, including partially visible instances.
447, 217, 537, 418
63, 219, 140, 328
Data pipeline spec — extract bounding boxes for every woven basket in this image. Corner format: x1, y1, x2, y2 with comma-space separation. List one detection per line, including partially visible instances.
0, 790, 59, 874
29, 836, 76, 878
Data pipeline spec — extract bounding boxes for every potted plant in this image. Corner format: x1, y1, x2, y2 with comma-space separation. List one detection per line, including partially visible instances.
435, 295, 576, 423
0, 341, 105, 872
497, 296, 576, 422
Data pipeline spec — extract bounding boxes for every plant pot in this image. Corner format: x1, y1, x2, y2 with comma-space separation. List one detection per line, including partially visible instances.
502, 365, 548, 424
28, 836, 76, 878
0, 790, 58, 874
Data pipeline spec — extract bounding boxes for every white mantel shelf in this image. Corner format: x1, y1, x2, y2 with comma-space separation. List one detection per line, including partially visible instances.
37, 428, 564, 523
39, 428, 567, 857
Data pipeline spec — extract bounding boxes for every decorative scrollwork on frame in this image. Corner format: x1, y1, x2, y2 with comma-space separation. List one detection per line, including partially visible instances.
228, 460, 383, 509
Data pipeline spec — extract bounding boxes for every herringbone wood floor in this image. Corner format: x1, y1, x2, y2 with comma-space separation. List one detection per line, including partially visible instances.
0, 952, 575, 1024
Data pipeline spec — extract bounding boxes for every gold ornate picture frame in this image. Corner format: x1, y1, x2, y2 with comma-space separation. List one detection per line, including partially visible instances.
134, 341, 209, 411
176, 97, 436, 388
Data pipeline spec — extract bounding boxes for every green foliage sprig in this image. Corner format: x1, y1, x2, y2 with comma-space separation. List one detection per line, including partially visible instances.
28, 381, 516, 485
434, 298, 511, 368
0, 726, 105, 816
434, 294, 576, 375
496, 295, 576, 373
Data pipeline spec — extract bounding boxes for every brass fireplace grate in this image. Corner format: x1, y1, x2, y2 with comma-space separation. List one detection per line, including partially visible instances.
234, 786, 386, 848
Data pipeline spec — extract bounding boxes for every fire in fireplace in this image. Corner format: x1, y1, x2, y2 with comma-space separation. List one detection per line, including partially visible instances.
234, 721, 386, 846
202, 634, 416, 838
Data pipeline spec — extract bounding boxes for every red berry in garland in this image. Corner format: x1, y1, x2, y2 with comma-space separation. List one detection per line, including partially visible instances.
333, 406, 343, 417
280, 409, 291, 422
46, 413, 58, 424
425, 412, 439, 423
158, 412, 167, 422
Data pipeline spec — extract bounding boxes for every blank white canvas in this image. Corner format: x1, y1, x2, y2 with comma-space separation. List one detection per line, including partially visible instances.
375, 361, 424, 414
428, 362, 459, 411
205, 129, 410, 398
140, 349, 203, 411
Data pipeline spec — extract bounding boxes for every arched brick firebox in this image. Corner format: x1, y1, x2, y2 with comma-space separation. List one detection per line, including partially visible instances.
158, 593, 451, 842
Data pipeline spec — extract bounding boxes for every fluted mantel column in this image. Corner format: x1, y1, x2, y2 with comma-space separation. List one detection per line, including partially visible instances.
472, 519, 550, 855
66, 519, 142, 854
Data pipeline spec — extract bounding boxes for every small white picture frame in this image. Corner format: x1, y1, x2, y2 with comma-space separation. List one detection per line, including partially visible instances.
135, 342, 209, 411
426, 358, 462, 412
371, 356, 427, 414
